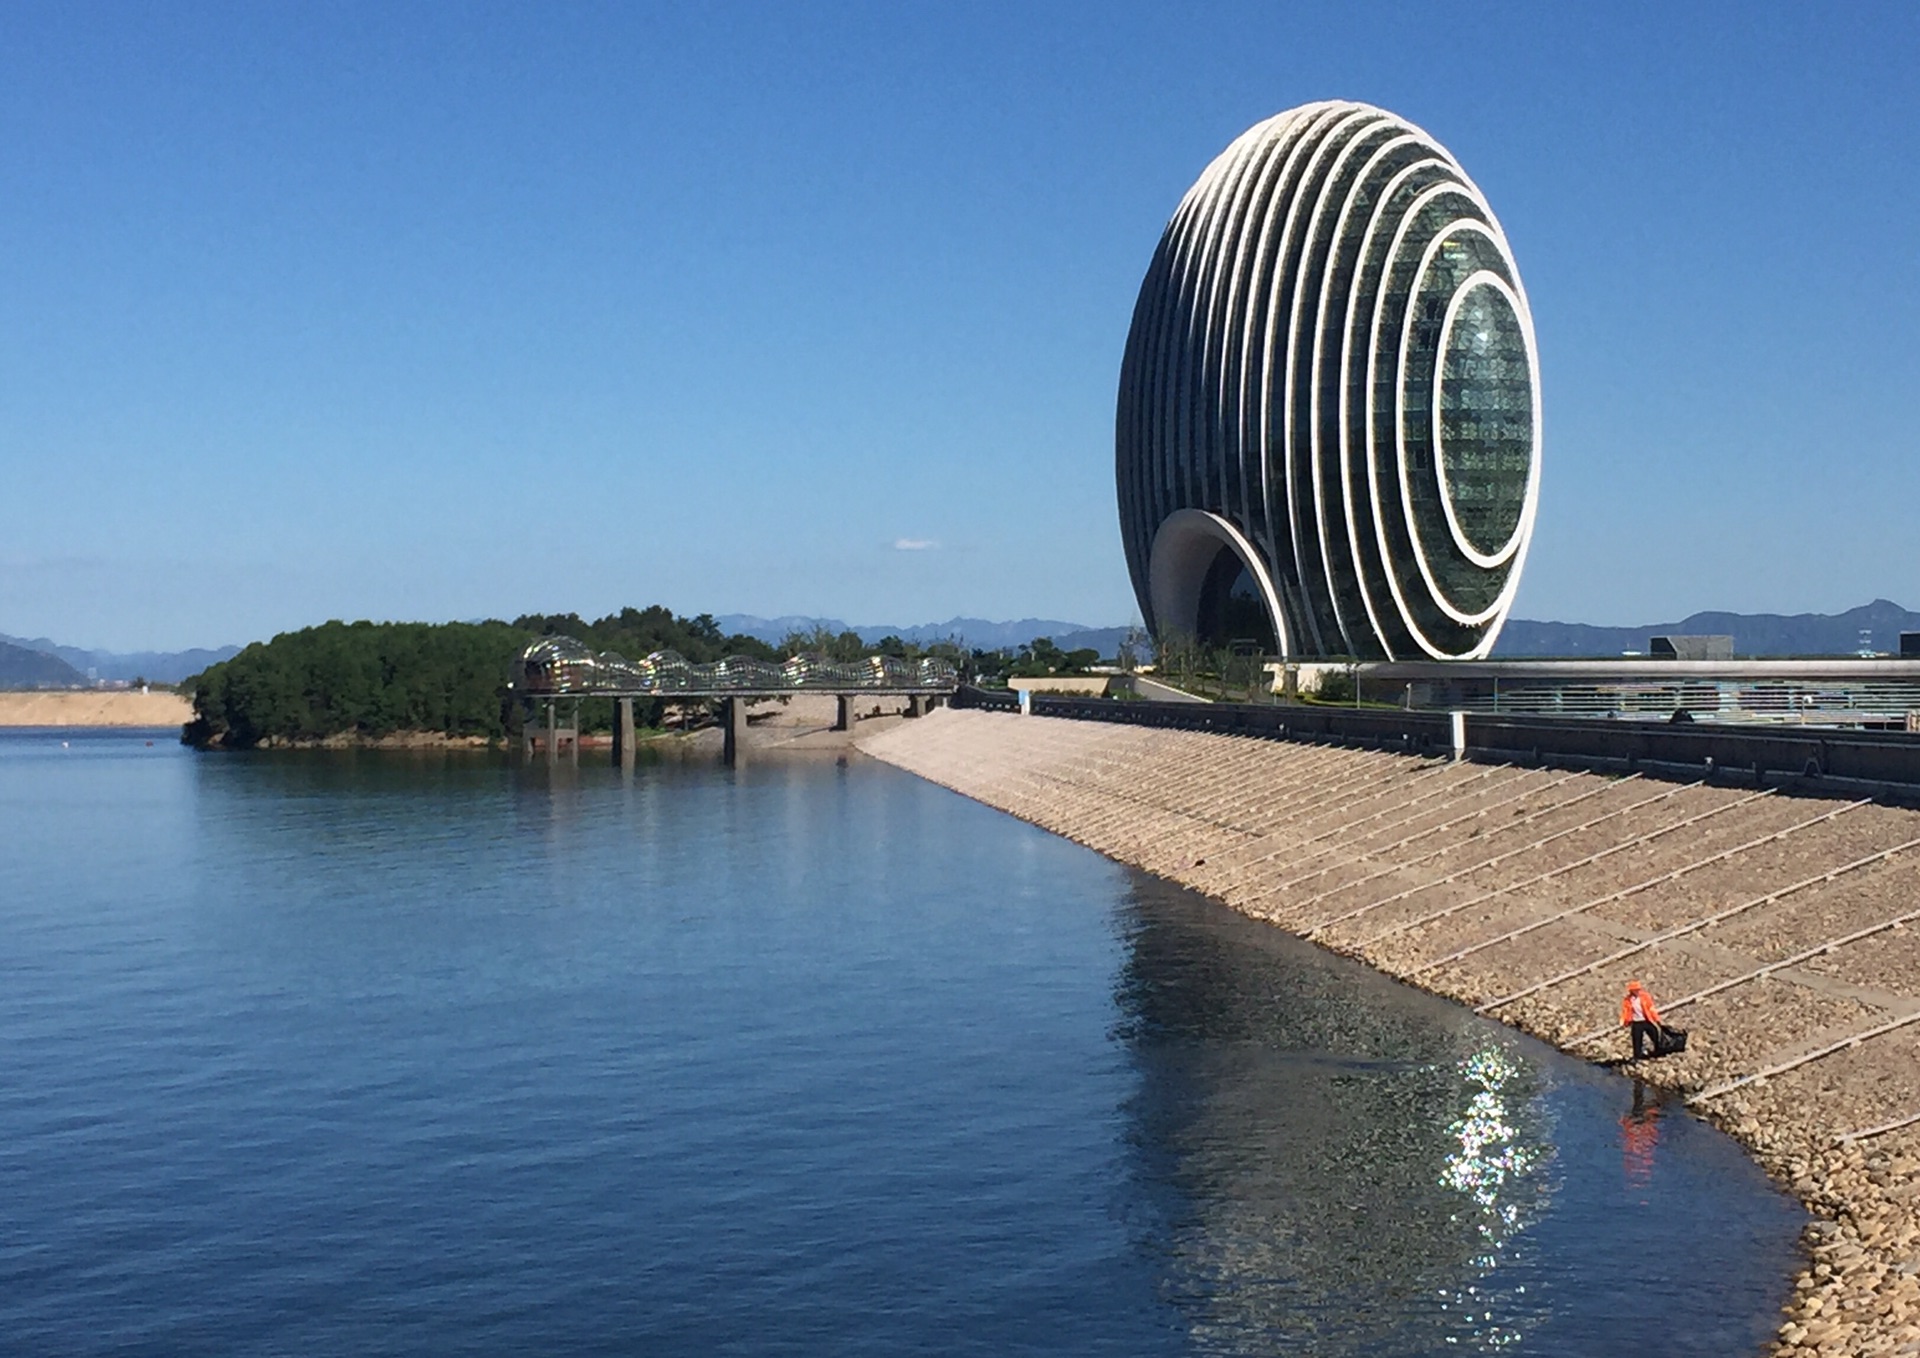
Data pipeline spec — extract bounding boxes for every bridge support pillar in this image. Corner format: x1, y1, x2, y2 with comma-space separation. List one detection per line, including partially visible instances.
545, 698, 559, 765
613, 697, 635, 769
722, 696, 748, 767
908, 694, 929, 719
836, 694, 858, 732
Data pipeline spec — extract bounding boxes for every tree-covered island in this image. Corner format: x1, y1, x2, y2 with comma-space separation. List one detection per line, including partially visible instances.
183, 608, 786, 749
180, 607, 992, 749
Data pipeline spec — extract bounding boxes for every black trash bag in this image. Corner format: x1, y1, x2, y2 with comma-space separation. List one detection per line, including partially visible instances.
1653, 1025, 1689, 1056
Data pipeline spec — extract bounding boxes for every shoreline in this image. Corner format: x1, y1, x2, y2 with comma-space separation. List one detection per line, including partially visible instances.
186, 694, 915, 753
858, 709, 1920, 1357
0, 690, 193, 728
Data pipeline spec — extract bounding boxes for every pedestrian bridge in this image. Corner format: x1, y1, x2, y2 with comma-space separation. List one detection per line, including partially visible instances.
514, 636, 959, 765
518, 636, 959, 697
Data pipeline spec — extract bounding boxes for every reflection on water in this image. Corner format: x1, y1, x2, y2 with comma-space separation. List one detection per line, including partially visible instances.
1439, 1045, 1546, 1350
1115, 880, 1555, 1351
0, 734, 1801, 1357
1620, 1083, 1665, 1191
1113, 876, 1798, 1356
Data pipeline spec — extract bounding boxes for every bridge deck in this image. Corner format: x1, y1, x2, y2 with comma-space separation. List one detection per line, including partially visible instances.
521, 685, 955, 699
517, 636, 959, 701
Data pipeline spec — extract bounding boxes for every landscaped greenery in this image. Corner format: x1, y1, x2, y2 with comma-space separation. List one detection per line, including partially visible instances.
1006, 637, 1102, 679
182, 607, 779, 749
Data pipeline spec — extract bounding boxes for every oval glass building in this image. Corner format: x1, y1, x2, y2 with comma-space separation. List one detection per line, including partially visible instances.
1116, 101, 1540, 660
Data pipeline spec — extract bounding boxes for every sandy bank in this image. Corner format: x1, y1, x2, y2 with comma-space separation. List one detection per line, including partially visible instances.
859, 708, 1920, 1357
618, 693, 913, 758
0, 690, 192, 728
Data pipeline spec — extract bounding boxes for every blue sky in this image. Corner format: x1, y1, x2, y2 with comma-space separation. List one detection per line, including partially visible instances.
2, 2, 1916, 650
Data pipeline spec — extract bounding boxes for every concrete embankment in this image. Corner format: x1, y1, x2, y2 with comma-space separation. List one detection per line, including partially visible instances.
0, 691, 192, 728
859, 708, 1920, 1358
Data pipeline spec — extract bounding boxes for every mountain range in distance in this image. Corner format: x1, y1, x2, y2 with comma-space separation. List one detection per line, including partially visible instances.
0, 639, 91, 688
712, 614, 1135, 657
721, 599, 1920, 660
1492, 598, 1920, 658
5, 599, 1918, 690
0, 634, 242, 687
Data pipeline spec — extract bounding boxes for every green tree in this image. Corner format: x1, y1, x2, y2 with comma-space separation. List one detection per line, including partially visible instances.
1313, 668, 1357, 704
1010, 636, 1101, 678
184, 619, 536, 748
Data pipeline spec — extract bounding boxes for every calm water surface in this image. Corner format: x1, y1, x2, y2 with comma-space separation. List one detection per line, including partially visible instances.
0, 730, 1801, 1355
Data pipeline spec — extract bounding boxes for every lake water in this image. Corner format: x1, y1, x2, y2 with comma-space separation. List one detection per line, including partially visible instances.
0, 729, 1802, 1355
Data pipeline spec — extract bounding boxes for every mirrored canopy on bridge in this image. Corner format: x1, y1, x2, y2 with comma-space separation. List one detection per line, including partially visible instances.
517, 637, 960, 697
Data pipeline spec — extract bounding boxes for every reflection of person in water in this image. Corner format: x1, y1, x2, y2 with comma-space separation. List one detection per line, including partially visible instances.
1619, 1081, 1661, 1187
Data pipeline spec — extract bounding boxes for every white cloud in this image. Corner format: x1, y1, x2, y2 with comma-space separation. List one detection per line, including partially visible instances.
892, 538, 938, 551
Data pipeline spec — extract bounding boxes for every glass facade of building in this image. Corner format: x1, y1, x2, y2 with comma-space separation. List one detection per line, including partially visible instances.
1116, 102, 1541, 660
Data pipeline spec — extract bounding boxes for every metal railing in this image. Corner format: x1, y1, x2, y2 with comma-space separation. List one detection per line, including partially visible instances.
950, 687, 1920, 796
1428, 678, 1920, 725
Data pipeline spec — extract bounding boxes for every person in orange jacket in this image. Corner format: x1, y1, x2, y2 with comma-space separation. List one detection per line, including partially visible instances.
1621, 980, 1663, 1060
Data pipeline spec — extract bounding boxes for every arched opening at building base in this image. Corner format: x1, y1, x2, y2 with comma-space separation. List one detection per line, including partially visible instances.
1148, 510, 1287, 654
1196, 546, 1279, 653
